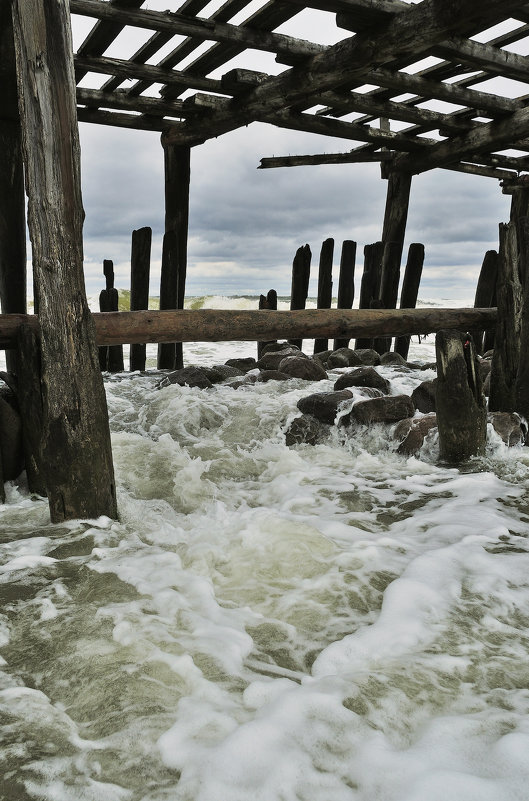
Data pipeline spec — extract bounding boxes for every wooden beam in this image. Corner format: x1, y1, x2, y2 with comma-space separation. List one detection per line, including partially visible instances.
259, 150, 391, 168
12, 0, 117, 522
0, 308, 498, 348
74, 0, 144, 83
76, 87, 185, 118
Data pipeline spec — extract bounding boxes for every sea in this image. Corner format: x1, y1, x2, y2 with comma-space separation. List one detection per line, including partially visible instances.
1, 295, 529, 801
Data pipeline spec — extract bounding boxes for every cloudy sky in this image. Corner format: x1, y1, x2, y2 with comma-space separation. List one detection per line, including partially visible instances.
67, 2, 517, 303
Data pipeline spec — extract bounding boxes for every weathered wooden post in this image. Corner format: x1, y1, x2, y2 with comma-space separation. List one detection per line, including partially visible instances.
436, 329, 487, 462
12, 0, 117, 522
314, 238, 334, 354
257, 289, 278, 359
333, 240, 356, 351
471, 249, 498, 355
356, 241, 383, 349
99, 260, 124, 372
130, 226, 152, 372
0, 5, 26, 373
157, 229, 179, 370
381, 169, 412, 267
394, 242, 425, 359
16, 325, 46, 496
158, 143, 190, 370
289, 244, 311, 350
374, 240, 401, 353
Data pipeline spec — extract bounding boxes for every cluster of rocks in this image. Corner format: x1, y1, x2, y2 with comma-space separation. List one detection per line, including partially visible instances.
160, 341, 526, 457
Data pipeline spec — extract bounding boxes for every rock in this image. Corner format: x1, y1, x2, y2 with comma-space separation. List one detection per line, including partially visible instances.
327, 348, 363, 368
488, 412, 526, 446
393, 413, 438, 455
483, 372, 491, 397
357, 387, 384, 399
420, 362, 437, 371
225, 357, 257, 373
334, 366, 390, 394
411, 379, 437, 413
284, 414, 325, 446
297, 390, 354, 425
278, 356, 327, 381
482, 350, 494, 359
159, 366, 213, 389
343, 394, 416, 425
380, 351, 408, 366
257, 370, 290, 382
203, 364, 244, 383
478, 359, 492, 380
312, 350, 332, 367
261, 342, 298, 355
257, 348, 305, 371
353, 348, 381, 366
226, 374, 258, 390
0, 395, 24, 480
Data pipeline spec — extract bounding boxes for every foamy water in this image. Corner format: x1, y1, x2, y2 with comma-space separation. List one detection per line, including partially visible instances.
2, 297, 528, 801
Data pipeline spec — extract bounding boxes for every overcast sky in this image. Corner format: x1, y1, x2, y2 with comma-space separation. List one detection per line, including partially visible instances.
67, 3, 518, 303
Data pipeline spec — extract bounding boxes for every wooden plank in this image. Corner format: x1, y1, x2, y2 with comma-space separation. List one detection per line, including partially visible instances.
130, 226, 152, 372
12, 0, 117, 523
74, 0, 144, 83
259, 151, 392, 168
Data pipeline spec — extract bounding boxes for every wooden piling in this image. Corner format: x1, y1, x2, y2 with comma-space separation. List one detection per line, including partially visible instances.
289, 244, 311, 350
333, 240, 356, 351
16, 325, 46, 496
374, 240, 401, 353
0, 5, 26, 373
394, 242, 425, 359
381, 170, 412, 267
257, 289, 278, 359
12, 0, 117, 522
157, 229, 180, 369
99, 260, 124, 372
314, 238, 334, 354
130, 226, 152, 371
356, 241, 383, 349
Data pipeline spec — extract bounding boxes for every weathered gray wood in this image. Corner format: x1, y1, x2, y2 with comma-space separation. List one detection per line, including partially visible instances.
0, 5, 26, 374
99, 260, 124, 373
334, 240, 356, 350
130, 226, 152, 372
470, 249, 498, 354
381, 171, 412, 267
16, 325, 46, 497
436, 329, 487, 462
12, 0, 117, 522
257, 289, 278, 359
394, 242, 425, 359
374, 241, 402, 354
157, 230, 179, 370
356, 241, 383, 349
289, 244, 312, 350
314, 238, 334, 354
513, 191, 529, 427
259, 152, 391, 169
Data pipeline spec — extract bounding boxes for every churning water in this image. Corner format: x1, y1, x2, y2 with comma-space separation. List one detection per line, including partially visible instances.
1, 298, 529, 800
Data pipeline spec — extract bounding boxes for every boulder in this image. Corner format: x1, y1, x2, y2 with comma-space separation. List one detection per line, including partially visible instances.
225, 357, 257, 373
482, 372, 491, 397
257, 370, 290, 382
334, 366, 390, 394
393, 413, 438, 455
297, 389, 354, 425
257, 348, 305, 371
278, 356, 327, 381
0, 395, 24, 480
411, 379, 437, 413
159, 366, 213, 389
203, 364, 244, 383
327, 348, 363, 368
380, 351, 408, 366
353, 349, 381, 366
488, 412, 526, 446
284, 414, 326, 446
261, 342, 298, 355
226, 374, 258, 390
343, 394, 416, 425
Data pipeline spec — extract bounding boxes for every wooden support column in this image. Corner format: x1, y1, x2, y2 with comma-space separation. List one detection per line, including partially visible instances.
470, 249, 498, 355
0, 5, 26, 373
99, 260, 124, 372
314, 238, 334, 354
158, 143, 190, 370
289, 244, 311, 350
356, 241, 383, 349
257, 289, 277, 359
12, 0, 117, 522
381, 170, 412, 267
394, 242, 425, 359
130, 226, 152, 372
333, 240, 356, 351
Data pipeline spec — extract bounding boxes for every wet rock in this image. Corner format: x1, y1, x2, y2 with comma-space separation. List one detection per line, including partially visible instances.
488, 411, 526, 446
483, 372, 491, 397
159, 366, 213, 389
411, 379, 437, 413
312, 350, 332, 367
380, 352, 408, 366
0, 395, 24, 480
257, 348, 305, 371
261, 341, 298, 355
353, 349, 381, 366
297, 389, 354, 425
393, 413, 438, 455
482, 350, 494, 359
226, 374, 258, 390
334, 366, 390, 394
203, 364, 245, 383
327, 348, 363, 368
257, 370, 290, 382
284, 414, 326, 446
225, 357, 257, 373
343, 394, 416, 425
278, 356, 327, 381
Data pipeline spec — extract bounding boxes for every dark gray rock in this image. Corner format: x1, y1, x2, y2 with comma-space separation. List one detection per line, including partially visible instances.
380, 352, 408, 366
488, 412, 526, 446
327, 348, 363, 368
334, 366, 390, 394
353, 349, 381, 366
343, 394, 416, 425
411, 379, 437, 413
278, 356, 327, 381
284, 414, 326, 446
312, 350, 332, 367
297, 389, 354, 425
203, 364, 245, 383
0, 395, 24, 480
479, 359, 492, 380
257, 348, 305, 371
159, 367, 213, 389
483, 372, 491, 397
225, 357, 257, 373
393, 413, 438, 455
226, 374, 258, 390
257, 370, 290, 382
261, 342, 298, 355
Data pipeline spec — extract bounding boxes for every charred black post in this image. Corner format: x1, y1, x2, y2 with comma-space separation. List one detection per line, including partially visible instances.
130, 226, 152, 371
356, 241, 383, 349
258, 289, 278, 359
158, 229, 180, 370
289, 244, 311, 350
436, 329, 487, 462
333, 240, 356, 350
314, 238, 334, 354
394, 242, 425, 359
99, 260, 124, 372
470, 249, 498, 354
374, 240, 401, 353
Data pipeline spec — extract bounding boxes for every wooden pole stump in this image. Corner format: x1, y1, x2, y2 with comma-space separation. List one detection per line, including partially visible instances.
356, 241, 383, 349
257, 289, 278, 359
436, 329, 487, 462
16, 324, 46, 496
381, 170, 412, 268
130, 226, 152, 371
471, 249, 498, 354
333, 240, 356, 351
374, 240, 401, 353
157, 229, 179, 369
12, 0, 117, 522
288, 244, 311, 350
314, 238, 334, 354
394, 242, 425, 359
99, 260, 124, 372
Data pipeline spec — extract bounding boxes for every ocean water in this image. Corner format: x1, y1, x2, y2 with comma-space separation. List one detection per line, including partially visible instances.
2, 297, 529, 801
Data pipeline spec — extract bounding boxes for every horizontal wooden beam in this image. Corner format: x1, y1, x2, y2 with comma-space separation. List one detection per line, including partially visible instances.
259, 150, 392, 168
0, 308, 497, 348
76, 87, 185, 118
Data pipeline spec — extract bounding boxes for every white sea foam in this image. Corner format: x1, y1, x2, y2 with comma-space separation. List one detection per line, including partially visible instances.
0, 298, 527, 800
